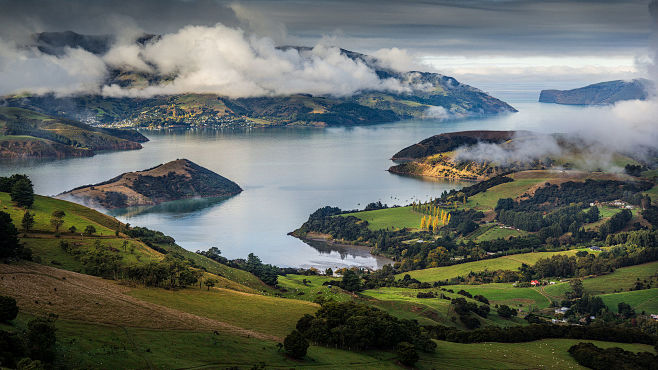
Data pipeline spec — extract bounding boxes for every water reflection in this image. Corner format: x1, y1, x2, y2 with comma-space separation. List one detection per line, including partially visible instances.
108, 196, 231, 218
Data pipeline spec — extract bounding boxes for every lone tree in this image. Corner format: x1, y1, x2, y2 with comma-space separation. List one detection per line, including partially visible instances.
204, 278, 218, 291
50, 210, 65, 233
396, 342, 419, 366
21, 211, 35, 232
0, 295, 18, 323
68, 225, 77, 233
0, 211, 20, 259
283, 330, 308, 359
83, 225, 96, 236
10, 177, 34, 208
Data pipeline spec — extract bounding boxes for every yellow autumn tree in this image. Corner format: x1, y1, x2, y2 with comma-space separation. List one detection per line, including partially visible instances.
420, 216, 426, 229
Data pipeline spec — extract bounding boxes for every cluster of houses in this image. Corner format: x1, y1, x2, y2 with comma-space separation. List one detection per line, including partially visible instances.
589, 200, 634, 210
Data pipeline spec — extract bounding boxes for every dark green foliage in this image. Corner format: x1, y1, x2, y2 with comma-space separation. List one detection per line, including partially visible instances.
21, 211, 35, 231
243, 253, 279, 286
364, 201, 388, 211
295, 301, 435, 352
0, 211, 21, 259
473, 294, 489, 305
642, 205, 658, 227
283, 330, 309, 359
497, 304, 517, 319
10, 178, 34, 208
396, 342, 419, 366
83, 225, 96, 236
599, 209, 633, 239
568, 342, 658, 370
416, 291, 436, 298
125, 255, 202, 288
0, 330, 26, 368
340, 269, 362, 292
426, 323, 656, 345
0, 296, 18, 322
624, 164, 645, 177
26, 317, 57, 363
456, 289, 472, 298
618, 302, 636, 319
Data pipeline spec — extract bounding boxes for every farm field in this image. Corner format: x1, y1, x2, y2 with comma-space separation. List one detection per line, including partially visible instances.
128, 286, 319, 338
466, 177, 549, 210
277, 274, 354, 302
1, 315, 399, 369
598, 288, 658, 314
399, 250, 589, 283
448, 283, 551, 312
419, 339, 656, 370
361, 287, 525, 328
473, 224, 528, 242
342, 206, 423, 231
542, 261, 658, 299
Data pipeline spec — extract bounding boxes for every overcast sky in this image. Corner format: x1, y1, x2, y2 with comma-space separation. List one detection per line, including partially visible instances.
0, 0, 653, 92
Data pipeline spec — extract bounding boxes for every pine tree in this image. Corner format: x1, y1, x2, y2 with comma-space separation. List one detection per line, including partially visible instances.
21, 211, 35, 231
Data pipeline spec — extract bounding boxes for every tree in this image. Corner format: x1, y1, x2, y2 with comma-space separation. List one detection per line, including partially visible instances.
0, 211, 20, 259
396, 342, 419, 366
283, 330, 308, 359
204, 278, 218, 291
340, 269, 362, 292
10, 178, 34, 208
68, 225, 77, 233
49, 210, 65, 233
83, 225, 96, 236
325, 268, 333, 276
26, 317, 57, 363
0, 296, 18, 323
497, 304, 517, 319
567, 279, 584, 299
21, 211, 35, 232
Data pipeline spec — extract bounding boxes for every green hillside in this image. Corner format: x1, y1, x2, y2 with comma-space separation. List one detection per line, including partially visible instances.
0, 106, 146, 158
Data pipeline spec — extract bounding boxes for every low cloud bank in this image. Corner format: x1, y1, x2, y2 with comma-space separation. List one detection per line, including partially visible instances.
0, 24, 428, 98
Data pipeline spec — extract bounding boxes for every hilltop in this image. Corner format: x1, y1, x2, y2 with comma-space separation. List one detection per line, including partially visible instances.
0, 107, 147, 158
539, 79, 652, 105
389, 130, 551, 181
1, 31, 516, 129
59, 159, 242, 209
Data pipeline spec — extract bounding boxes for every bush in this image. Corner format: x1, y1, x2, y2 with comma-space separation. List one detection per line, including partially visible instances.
497, 304, 517, 319
568, 342, 658, 370
26, 317, 57, 363
396, 342, 419, 366
0, 296, 18, 323
284, 330, 309, 359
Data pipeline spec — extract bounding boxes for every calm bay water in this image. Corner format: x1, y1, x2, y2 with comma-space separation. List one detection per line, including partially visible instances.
0, 101, 586, 269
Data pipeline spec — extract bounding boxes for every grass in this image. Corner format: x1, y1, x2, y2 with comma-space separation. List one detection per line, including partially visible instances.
419, 339, 655, 370
361, 287, 527, 328
466, 177, 549, 210
277, 274, 354, 303
342, 206, 423, 231
474, 224, 528, 242
542, 261, 658, 299
1, 192, 263, 293
127, 286, 319, 338
598, 288, 658, 314
3, 314, 400, 369
583, 261, 658, 294
448, 283, 551, 312
399, 250, 588, 283
1, 192, 119, 235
